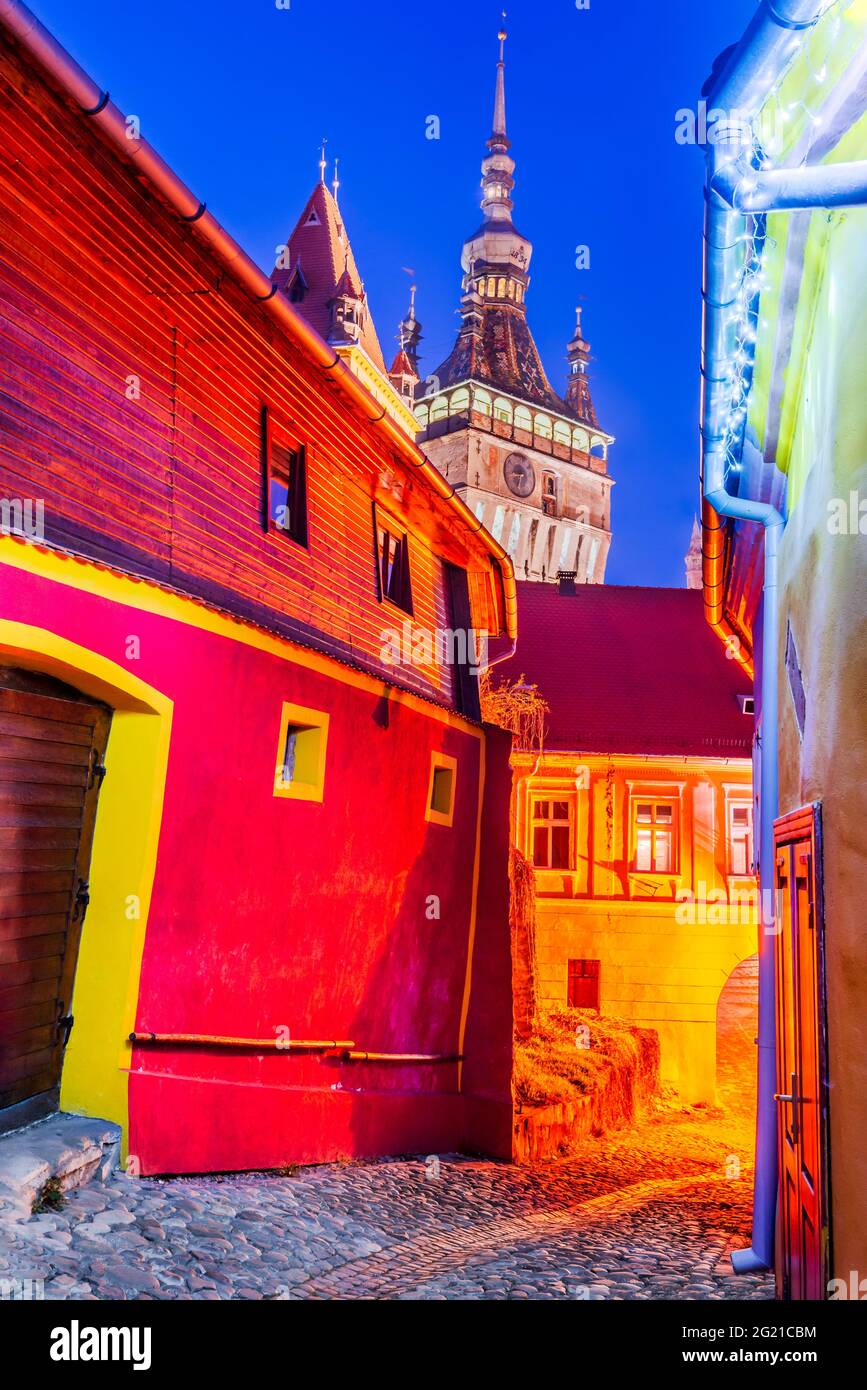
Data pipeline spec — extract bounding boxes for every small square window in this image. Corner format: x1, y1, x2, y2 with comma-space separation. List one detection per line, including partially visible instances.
426, 752, 457, 827
273, 702, 329, 802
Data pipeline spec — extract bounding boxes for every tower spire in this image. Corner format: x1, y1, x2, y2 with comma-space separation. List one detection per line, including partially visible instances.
332, 157, 340, 203
492, 20, 508, 143
318, 138, 327, 185
480, 21, 515, 223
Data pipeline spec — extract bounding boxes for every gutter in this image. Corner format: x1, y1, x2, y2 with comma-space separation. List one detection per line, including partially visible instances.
0, 0, 517, 641
700, 0, 867, 1274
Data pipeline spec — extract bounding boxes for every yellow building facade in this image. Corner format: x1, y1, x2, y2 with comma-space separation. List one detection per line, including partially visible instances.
513, 752, 758, 1104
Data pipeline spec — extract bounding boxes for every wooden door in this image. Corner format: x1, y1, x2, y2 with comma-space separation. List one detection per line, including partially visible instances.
773, 804, 830, 1300
0, 668, 111, 1118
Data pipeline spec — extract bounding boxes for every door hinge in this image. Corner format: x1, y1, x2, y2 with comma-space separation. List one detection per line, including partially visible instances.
88, 748, 107, 789
56, 1009, 74, 1049
73, 879, 90, 921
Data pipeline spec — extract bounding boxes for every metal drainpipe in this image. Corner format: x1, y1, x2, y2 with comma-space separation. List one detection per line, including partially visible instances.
701, 0, 867, 1273
704, 447, 783, 1277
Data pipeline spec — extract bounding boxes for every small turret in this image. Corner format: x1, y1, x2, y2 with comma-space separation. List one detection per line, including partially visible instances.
565, 306, 599, 428
388, 285, 422, 404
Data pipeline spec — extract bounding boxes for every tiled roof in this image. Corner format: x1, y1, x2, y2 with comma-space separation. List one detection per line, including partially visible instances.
428, 304, 587, 423
495, 583, 754, 758
274, 182, 386, 371
389, 347, 417, 378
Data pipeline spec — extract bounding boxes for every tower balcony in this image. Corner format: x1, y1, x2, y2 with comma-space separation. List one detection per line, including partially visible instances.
416, 403, 610, 476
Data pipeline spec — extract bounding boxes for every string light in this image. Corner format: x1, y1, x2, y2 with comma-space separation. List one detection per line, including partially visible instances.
718, 0, 854, 489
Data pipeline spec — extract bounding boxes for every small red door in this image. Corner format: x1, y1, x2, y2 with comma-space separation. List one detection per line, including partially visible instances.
567, 959, 600, 1011
773, 804, 830, 1301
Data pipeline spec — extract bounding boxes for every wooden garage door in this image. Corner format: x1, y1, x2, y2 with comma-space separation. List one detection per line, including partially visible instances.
0, 668, 111, 1113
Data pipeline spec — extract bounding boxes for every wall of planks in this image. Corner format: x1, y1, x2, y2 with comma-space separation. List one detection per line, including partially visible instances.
0, 36, 499, 709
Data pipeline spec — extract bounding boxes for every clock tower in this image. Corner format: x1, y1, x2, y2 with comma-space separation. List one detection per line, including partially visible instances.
414, 29, 614, 584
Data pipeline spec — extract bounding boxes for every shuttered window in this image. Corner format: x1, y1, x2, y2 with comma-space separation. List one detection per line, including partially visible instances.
261, 407, 308, 547
374, 509, 413, 615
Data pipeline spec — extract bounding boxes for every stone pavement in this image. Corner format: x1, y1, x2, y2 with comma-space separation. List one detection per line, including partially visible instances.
0, 1107, 775, 1301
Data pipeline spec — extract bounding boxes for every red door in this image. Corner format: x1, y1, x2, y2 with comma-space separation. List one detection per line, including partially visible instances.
773, 804, 830, 1300
567, 959, 600, 1011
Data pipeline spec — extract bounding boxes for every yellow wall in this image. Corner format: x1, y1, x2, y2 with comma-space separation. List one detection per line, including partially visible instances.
514, 753, 758, 1103
769, 197, 867, 1282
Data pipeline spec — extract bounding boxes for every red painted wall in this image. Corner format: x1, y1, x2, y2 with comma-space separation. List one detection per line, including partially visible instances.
1, 561, 514, 1172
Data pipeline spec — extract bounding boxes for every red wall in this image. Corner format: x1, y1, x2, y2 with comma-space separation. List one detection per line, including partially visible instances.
1, 561, 513, 1172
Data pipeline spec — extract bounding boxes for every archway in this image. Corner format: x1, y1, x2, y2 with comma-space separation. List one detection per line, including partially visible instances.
716, 952, 759, 1125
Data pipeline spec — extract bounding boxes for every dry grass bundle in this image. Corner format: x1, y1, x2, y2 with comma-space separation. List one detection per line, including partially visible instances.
514, 1006, 657, 1111
480, 671, 549, 753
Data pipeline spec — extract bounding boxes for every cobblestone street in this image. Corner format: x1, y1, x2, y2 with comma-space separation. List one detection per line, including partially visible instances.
1, 1107, 775, 1301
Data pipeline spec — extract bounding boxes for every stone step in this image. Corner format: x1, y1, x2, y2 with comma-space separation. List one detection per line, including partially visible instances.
0, 1112, 120, 1220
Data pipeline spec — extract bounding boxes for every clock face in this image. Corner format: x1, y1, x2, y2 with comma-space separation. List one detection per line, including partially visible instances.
503, 452, 535, 499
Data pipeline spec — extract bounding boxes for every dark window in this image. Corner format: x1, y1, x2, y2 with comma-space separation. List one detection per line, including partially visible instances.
375, 517, 413, 614
531, 798, 571, 870
568, 959, 600, 1011
262, 407, 308, 546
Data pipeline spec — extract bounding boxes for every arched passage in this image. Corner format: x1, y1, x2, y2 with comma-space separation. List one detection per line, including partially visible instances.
716, 952, 759, 1122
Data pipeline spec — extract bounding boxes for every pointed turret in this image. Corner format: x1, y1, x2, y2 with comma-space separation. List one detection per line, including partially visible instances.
273, 169, 385, 371
388, 285, 422, 404
564, 306, 599, 428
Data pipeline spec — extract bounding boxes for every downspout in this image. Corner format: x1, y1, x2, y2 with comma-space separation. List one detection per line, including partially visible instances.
700, 0, 867, 1274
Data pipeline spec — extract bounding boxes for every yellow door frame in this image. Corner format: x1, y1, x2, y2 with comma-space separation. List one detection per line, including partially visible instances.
0, 620, 172, 1152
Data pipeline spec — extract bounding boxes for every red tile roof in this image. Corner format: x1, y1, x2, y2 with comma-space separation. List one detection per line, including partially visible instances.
495, 583, 754, 758
389, 347, 417, 378
274, 182, 386, 371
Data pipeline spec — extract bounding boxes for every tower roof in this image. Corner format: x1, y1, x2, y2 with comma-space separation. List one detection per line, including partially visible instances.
424, 28, 597, 426
432, 306, 569, 416
274, 179, 386, 372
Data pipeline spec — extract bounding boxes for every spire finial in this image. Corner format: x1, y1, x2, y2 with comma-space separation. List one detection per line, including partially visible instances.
492, 16, 508, 140
318, 138, 327, 185
332, 157, 340, 203
409, 283, 417, 321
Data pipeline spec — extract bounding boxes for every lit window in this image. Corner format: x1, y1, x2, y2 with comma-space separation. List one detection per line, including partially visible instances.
728, 801, 754, 876
376, 516, 413, 614
531, 798, 572, 870
426, 752, 457, 827
632, 800, 677, 872
273, 703, 329, 802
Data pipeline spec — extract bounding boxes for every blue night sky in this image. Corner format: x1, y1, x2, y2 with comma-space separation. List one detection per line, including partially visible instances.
32, 0, 758, 586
